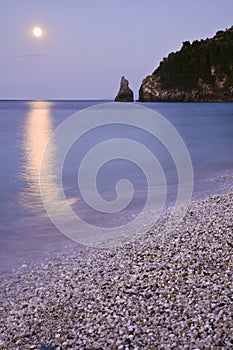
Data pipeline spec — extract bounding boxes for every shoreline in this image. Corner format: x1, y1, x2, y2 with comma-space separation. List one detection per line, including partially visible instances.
1, 169, 233, 272
0, 191, 232, 348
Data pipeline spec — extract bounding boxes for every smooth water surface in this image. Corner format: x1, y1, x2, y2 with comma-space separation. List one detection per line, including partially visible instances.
0, 101, 233, 266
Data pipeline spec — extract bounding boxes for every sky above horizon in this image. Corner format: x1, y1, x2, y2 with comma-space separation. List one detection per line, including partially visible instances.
1, 0, 233, 100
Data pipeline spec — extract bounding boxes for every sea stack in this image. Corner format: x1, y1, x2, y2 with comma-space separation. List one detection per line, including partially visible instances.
115, 76, 134, 102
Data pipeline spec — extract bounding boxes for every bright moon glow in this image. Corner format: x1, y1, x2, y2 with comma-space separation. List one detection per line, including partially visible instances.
33, 27, 42, 37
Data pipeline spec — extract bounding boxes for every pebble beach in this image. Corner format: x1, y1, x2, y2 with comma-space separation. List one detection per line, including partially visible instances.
0, 192, 232, 350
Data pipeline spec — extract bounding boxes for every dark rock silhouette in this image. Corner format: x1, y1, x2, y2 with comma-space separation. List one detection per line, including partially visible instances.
139, 26, 233, 102
115, 76, 134, 102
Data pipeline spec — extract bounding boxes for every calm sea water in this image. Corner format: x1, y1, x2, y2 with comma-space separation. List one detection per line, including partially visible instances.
0, 101, 233, 266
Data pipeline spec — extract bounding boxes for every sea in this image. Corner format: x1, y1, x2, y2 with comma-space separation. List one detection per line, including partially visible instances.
0, 100, 233, 267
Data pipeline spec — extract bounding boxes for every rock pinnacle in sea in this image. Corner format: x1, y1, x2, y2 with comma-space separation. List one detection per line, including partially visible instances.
115, 76, 134, 102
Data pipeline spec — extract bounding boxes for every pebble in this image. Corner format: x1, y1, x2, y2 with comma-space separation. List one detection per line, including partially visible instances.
0, 192, 232, 349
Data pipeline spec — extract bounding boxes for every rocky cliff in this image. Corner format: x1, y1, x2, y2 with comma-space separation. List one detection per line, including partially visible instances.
139, 26, 233, 102
115, 76, 134, 102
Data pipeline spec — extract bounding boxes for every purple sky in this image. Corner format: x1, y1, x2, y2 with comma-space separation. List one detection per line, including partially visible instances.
1, 0, 233, 99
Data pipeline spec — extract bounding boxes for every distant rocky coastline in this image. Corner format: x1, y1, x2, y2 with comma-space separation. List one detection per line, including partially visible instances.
115, 26, 233, 103
138, 26, 233, 102
115, 76, 134, 102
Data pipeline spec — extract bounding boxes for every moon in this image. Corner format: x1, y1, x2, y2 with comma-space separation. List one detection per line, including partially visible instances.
33, 27, 42, 37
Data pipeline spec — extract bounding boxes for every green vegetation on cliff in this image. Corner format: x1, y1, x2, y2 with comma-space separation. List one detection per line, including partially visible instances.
139, 26, 233, 102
